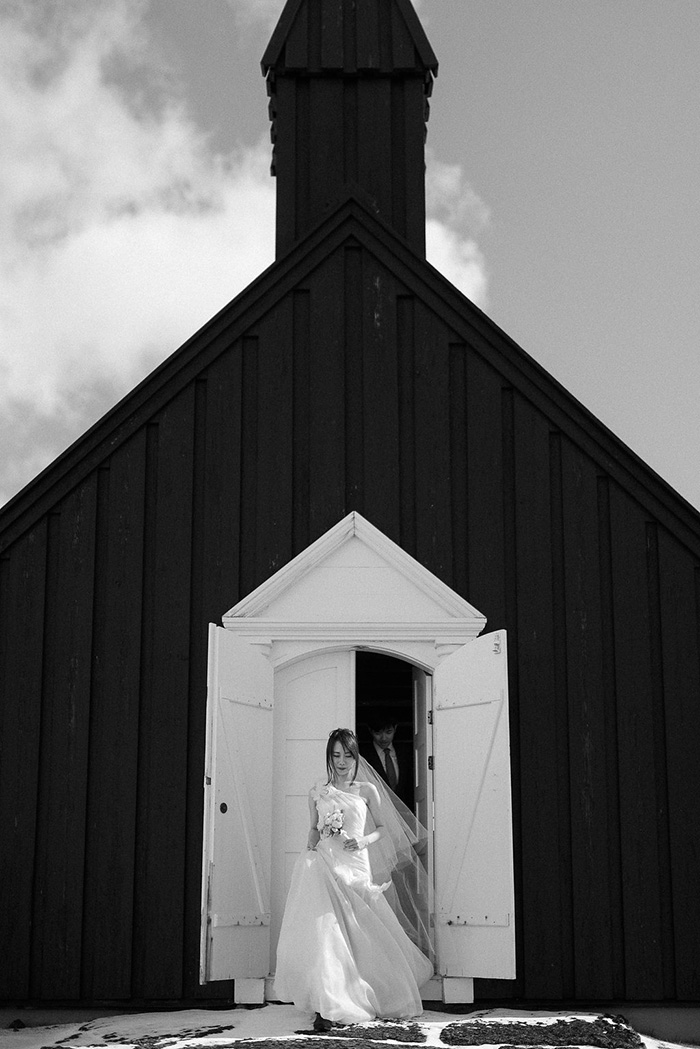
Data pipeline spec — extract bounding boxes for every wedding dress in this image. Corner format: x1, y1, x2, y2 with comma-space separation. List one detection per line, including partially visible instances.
273, 780, 433, 1024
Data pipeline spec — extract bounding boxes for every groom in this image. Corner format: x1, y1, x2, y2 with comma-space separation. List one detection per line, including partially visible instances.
360, 711, 414, 810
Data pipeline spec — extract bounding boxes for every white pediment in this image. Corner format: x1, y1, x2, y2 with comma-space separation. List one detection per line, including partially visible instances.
222, 513, 486, 644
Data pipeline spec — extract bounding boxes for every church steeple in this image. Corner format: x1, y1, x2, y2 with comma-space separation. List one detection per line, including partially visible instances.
262, 0, 438, 259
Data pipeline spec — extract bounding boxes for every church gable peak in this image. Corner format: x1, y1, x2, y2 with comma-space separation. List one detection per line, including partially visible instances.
223, 512, 486, 638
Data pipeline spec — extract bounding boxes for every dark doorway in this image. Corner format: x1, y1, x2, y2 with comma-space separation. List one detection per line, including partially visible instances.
355, 650, 415, 810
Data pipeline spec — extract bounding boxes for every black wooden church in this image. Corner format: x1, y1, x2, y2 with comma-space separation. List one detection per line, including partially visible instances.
1, 0, 699, 1008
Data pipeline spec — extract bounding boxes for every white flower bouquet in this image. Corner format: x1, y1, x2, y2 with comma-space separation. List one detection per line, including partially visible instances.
321, 807, 345, 837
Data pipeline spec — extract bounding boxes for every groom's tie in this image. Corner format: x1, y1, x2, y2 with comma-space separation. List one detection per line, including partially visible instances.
383, 747, 398, 790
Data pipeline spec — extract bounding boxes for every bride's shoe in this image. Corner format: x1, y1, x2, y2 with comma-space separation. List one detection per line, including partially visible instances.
313, 1013, 333, 1032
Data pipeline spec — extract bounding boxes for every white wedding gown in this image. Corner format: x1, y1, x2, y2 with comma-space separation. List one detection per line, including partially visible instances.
273, 782, 433, 1023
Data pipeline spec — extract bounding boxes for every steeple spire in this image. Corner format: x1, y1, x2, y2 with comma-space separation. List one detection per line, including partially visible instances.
262, 0, 438, 258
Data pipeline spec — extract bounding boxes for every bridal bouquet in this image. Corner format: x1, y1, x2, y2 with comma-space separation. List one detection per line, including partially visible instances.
321, 808, 345, 837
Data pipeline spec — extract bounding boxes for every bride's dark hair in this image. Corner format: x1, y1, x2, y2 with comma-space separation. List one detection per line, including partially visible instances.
326, 728, 359, 784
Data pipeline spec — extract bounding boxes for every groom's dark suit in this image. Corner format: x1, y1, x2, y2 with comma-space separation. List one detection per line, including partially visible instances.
360, 740, 414, 809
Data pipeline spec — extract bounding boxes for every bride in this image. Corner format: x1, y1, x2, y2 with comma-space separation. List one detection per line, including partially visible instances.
273, 727, 433, 1029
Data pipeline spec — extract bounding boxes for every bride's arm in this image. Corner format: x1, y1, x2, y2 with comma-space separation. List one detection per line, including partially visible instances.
306, 791, 321, 851
344, 783, 384, 851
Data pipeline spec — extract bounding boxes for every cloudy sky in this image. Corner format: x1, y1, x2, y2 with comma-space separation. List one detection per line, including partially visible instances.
1, 0, 699, 512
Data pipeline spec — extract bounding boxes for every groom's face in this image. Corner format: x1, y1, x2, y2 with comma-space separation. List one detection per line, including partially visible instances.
370, 725, 396, 749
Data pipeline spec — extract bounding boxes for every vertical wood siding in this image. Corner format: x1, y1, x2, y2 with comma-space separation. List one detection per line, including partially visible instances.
82, 437, 146, 999
1, 240, 699, 1003
0, 521, 47, 998
270, 70, 429, 256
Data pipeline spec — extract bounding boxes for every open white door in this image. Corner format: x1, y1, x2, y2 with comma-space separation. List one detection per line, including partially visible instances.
433, 630, 515, 980
200, 624, 274, 983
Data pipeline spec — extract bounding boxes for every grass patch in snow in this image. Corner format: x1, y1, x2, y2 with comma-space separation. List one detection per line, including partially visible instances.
440, 1017, 643, 1048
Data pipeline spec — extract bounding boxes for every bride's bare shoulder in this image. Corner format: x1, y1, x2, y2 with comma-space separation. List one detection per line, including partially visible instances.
356, 780, 380, 805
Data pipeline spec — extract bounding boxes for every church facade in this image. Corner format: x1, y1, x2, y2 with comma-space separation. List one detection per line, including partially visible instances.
1, 0, 699, 1007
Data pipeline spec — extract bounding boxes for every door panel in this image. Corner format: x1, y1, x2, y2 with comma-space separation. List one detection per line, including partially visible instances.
200, 626, 274, 983
433, 631, 515, 980
413, 668, 433, 833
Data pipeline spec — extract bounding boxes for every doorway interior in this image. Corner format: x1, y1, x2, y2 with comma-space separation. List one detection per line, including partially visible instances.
356, 649, 415, 805
355, 649, 435, 963
355, 649, 433, 830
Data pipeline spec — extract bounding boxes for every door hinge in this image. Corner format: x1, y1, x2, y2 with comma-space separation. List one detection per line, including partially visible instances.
428, 756, 434, 770
427, 710, 433, 725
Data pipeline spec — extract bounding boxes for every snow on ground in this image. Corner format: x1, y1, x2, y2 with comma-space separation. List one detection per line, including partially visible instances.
0, 1006, 692, 1049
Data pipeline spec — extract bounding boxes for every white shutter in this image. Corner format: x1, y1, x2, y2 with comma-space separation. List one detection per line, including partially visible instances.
200, 625, 274, 983
433, 631, 515, 980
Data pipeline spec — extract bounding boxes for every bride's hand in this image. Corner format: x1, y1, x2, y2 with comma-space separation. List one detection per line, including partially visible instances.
343, 836, 366, 851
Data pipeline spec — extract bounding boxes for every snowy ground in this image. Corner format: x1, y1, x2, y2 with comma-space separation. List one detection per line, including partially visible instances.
0, 1006, 695, 1049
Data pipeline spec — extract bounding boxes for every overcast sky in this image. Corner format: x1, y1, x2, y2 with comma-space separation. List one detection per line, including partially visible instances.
1, 0, 699, 513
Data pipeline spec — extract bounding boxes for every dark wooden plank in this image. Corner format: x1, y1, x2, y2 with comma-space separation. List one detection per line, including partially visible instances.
284, 0, 308, 70
344, 244, 365, 514
131, 389, 195, 999
511, 393, 567, 1000
547, 430, 575, 999
309, 77, 345, 223
595, 477, 625, 998
0, 522, 47, 999
239, 335, 260, 598
31, 479, 97, 998
294, 78, 311, 243
389, 79, 408, 244
391, 0, 417, 69
293, 289, 311, 551
198, 348, 244, 617
645, 523, 676, 999
360, 253, 401, 541
308, 250, 347, 539
183, 353, 242, 1001
560, 438, 615, 999
413, 302, 452, 581
356, 0, 380, 69
398, 296, 417, 556
465, 351, 506, 625
448, 344, 469, 598
501, 384, 518, 660
608, 482, 665, 999
307, 0, 323, 72
254, 299, 295, 580
378, 0, 393, 72
357, 77, 392, 224
320, 0, 344, 69
81, 434, 147, 999
658, 530, 700, 1000
342, 79, 359, 185
342, 0, 358, 73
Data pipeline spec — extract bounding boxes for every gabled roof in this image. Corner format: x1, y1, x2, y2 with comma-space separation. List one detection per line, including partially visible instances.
223, 511, 487, 644
261, 0, 438, 76
2, 193, 699, 554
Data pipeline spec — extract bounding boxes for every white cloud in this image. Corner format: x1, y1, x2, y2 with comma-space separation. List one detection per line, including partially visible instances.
0, 0, 275, 506
425, 151, 490, 307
